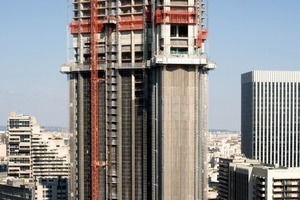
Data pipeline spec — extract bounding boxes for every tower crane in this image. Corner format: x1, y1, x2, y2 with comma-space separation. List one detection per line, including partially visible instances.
90, 0, 99, 199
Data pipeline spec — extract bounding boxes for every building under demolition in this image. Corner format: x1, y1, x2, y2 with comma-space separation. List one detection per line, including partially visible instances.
61, 0, 215, 199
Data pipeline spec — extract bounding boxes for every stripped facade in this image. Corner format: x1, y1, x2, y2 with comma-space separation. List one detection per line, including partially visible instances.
61, 0, 215, 199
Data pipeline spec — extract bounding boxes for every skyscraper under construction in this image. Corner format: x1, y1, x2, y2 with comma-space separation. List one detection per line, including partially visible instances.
61, 0, 215, 199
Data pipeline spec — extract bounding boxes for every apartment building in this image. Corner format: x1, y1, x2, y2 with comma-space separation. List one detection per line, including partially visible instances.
7, 112, 34, 180
32, 131, 69, 200
7, 112, 69, 200
218, 156, 300, 199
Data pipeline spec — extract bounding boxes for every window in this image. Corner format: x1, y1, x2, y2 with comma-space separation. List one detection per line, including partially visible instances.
170, 25, 188, 37
170, 47, 188, 55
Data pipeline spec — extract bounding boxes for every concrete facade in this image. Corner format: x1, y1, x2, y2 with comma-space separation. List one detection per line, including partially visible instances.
151, 66, 209, 200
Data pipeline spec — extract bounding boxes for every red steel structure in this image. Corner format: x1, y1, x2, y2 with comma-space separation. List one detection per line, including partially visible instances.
90, 0, 99, 199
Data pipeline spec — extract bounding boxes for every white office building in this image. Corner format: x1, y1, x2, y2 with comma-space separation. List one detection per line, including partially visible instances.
241, 71, 300, 167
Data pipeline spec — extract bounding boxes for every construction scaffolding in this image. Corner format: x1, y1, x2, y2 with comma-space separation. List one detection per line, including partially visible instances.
155, 9, 196, 24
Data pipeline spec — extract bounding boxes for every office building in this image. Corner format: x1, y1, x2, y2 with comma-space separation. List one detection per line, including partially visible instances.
60, 0, 215, 199
241, 71, 300, 167
218, 157, 300, 200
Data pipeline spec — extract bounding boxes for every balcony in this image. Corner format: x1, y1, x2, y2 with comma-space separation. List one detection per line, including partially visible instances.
274, 182, 283, 186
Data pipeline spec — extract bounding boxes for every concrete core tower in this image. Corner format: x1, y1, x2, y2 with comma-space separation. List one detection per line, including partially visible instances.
61, 0, 215, 199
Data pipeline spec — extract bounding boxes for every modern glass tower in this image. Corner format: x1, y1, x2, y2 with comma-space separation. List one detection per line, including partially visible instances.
241, 70, 300, 167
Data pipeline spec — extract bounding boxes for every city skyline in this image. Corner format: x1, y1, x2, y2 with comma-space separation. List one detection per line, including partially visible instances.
0, 1, 300, 130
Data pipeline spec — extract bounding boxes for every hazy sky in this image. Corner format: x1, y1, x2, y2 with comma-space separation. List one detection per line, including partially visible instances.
0, 1, 299, 130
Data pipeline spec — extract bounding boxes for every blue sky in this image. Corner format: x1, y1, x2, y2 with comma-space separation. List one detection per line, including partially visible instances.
0, 1, 299, 130
0, 1, 68, 127
208, 0, 300, 130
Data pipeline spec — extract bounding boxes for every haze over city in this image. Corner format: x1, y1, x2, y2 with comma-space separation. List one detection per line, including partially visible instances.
0, 0, 299, 130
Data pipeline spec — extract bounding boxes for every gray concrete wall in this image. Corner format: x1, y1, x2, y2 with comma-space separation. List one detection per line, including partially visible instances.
161, 66, 196, 200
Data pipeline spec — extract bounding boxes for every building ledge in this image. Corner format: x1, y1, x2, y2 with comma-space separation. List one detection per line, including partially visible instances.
152, 55, 216, 69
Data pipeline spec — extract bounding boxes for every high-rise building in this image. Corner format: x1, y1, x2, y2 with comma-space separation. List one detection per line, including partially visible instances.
7, 112, 34, 180
7, 112, 70, 200
241, 71, 300, 167
61, 0, 215, 199
218, 157, 300, 200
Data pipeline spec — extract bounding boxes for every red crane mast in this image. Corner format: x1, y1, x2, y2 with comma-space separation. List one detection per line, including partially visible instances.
90, 0, 99, 199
